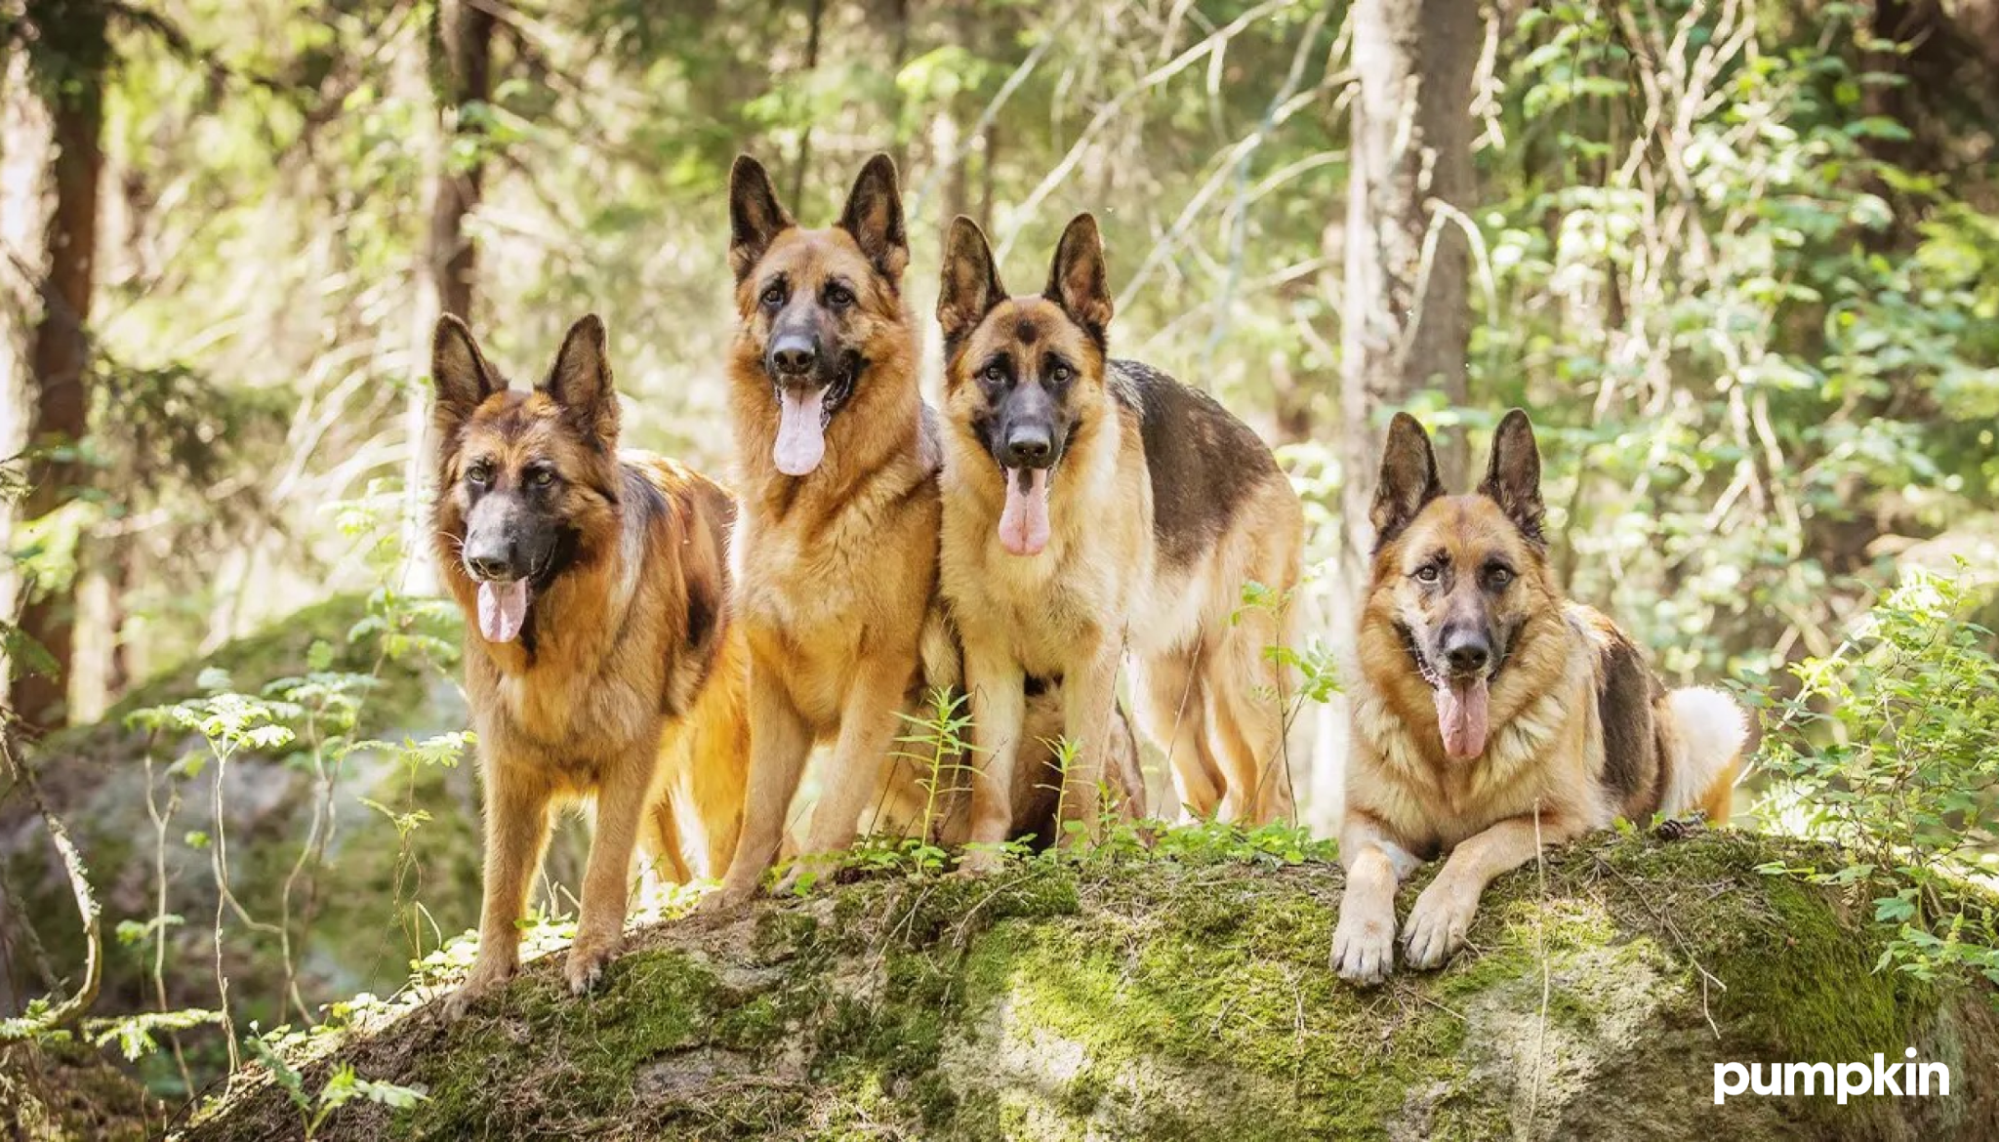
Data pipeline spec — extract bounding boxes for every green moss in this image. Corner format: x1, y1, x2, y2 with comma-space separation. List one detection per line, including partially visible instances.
188, 831, 1999, 1142
947, 866, 1474, 1138
395, 947, 727, 1138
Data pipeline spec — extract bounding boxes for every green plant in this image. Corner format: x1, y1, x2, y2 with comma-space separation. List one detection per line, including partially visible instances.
892, 685, 978, 856
126, 670, 300, 1071
1755, 566, 1999, 989
247, 1035, 427, 1140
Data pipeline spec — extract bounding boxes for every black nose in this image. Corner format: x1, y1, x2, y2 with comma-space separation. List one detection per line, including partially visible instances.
1004, 426, 1052, 467
770, 335, 816, 376
1444, 639, 1490, 675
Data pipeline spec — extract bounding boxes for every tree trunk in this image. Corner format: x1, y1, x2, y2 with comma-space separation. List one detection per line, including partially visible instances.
9, 0, 109, 732
0, 33, 54, 707
402, 0, 492, 596
430, 0, 491, 322
788, 0, 827, 212
1336, 0, 1478, 588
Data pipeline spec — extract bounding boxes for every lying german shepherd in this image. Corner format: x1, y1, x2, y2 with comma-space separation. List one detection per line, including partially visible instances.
430, 314, 748, 1010
1332, 410, 1746, 983
708, 157, 1139, 902
935, 213, 1305, 868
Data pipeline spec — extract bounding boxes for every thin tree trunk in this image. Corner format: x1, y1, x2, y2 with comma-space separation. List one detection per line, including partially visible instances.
0, 33, 54, 704
403, 0, 492, 595
789, 0, 827, 212
1320, 0, 1477, 829
1336, 0, 1477, 587
432, 0, 491, 321
10, 0, 109, 732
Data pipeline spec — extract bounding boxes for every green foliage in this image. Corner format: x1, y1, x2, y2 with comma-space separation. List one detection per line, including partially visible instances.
87, 1009, 223, 1063
1482, 0, 1999, 681
1755, 567, 1999, 990
248, 1036, 427, 1141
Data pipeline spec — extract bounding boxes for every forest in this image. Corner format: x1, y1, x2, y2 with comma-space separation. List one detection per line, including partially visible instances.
1, 0, 1997, 1139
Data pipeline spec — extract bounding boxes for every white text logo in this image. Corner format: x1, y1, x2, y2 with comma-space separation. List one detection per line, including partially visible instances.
1714, 1050, 1950, 1105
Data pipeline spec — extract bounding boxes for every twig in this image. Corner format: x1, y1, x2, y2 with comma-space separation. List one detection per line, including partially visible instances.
995, 0, 1303, 262
0, 727, 102, 1039
1525, 804, 1550, 1132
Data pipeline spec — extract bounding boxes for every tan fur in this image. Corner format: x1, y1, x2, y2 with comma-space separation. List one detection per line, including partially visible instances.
430, 316, 749, 1012
1333, 413, 1745, 983
709, 161, 1143, 899
937, 218, 1305, 869
704, 158, 958, 905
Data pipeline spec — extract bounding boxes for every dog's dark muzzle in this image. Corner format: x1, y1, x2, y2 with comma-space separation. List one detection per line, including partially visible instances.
990, 384, 1065, 471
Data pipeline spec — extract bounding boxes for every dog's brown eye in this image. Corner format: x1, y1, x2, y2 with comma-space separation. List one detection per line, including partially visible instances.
528, 468, 555, 488
1487, 566, 1514, 588
982, 363, 1006, 385
826, 284, 854, 308
1414, 564, 1441, 584
1049, 365, 1072, 384
467, 463, 492, 486
760, 284, 785, 309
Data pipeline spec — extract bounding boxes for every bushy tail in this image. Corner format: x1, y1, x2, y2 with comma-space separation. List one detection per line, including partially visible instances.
1658, 686, 1750, 824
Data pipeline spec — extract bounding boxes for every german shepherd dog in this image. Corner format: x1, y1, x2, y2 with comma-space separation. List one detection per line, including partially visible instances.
702, 153, 952, 904
1332, 410, 1746, 983
430, 314, 749, 1011
935, 213, 1305, 870
707, 157, 1139, 902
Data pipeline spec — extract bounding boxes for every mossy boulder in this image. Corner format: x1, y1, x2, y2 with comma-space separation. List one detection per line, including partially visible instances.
0, 594, 488, 1086
187, 832, 1998, 1141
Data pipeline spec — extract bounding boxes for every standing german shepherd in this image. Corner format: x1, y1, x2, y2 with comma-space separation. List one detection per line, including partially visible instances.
1332, 410, 1746, 983
703, 154, 950, 904
935, 213, 1305, 869
430, 314, 749, 1010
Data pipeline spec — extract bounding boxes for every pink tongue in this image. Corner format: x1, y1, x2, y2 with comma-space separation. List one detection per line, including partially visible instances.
998, 467, 1051, 556
773, 387, 827, 476
1434, 677, 1490, 760
477, 578, 528, 644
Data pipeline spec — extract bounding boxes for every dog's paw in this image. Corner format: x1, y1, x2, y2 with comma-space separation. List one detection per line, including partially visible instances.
1331, 908, 1395, 985
443, 954, 517, 1019
695, 882, 755, 915
564, 940, 620, 997
773, 854, 837, 896
953, 845, 1007, 878
1401, 879, 1478, 971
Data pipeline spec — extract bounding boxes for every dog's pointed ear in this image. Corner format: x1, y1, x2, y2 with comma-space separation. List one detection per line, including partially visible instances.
1370, 413, 1445, 549
938, 216, 1006, 357
1044, 212, 1112, 346
539, 314, 620, 446
838, 153, 909, 283
1479, 408, 1545, 544
432, 314, 501, 436
729, 155, 794, 283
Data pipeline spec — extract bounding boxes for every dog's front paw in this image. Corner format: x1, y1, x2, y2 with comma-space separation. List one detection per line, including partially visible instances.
443, 952, 518, 1019
1332, 906, 1395, 985
773, 854, 838, 896
564, 938, 621, 996
695, 881, 756, 915
1401, 879, 1478, 970
954, 845, 1007, 878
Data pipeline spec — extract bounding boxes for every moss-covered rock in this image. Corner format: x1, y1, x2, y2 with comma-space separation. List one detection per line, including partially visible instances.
0, 594, 489, 1090
186, 832, 1999, 1141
